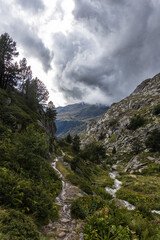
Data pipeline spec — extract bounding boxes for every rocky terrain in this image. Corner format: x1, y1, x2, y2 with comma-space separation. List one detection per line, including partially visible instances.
82, 73, 160, 171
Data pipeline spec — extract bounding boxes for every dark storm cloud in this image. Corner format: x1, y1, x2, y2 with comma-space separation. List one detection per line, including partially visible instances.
53, 0, 160, 105
15, 0, 44, 13
10, 20, 52, 72
0, 1, 52, 72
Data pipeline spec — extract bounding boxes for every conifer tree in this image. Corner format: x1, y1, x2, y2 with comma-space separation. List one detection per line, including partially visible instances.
72, 134, 80, 153
0, 33, 19, 89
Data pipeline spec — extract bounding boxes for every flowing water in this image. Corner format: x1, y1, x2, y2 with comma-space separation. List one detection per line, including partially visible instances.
105, 169, 136, 210
50, 156, 84, 240
106, 168, 160, 214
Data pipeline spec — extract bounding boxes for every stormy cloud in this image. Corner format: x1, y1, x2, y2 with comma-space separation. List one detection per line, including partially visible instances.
1, 0, 160, 105
52, 0, 160, 105
0, 0, 52, 72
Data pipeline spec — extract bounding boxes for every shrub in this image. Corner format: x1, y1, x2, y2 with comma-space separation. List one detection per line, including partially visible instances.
112, 146, 116, 154
0, 167, 59, 225
65, 133, 72, 143
80, 142, 106, 163
93, 187, 113, 200
98, 132, 105, 140
84, 209, 132, 240
132, 137, 143, 154
145, 129, 160, 152
79, 181, 93, 195
72, 134, 81, 153
127, 115, 145, 130
71, 196, 105, 219
67, 172, 92, 194
0, 208, 39, 240
153, 104, 160, 115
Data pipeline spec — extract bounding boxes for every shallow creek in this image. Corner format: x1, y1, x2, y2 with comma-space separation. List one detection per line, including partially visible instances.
105, 170, 136, 210
105, 168, 160, 214
49, 156, 84, 240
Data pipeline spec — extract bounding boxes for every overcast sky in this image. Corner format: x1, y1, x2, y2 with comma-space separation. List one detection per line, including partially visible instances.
0, 0, 160, 106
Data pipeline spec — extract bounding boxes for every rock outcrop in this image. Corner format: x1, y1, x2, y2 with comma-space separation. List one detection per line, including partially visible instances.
82, 73, 160, 171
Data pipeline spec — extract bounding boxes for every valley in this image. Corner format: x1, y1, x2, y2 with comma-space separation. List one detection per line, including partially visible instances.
0, 32, 160, 239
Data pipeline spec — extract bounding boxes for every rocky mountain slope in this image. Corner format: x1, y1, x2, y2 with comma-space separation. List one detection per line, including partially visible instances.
55, 103, 109, 137
82, 73, 160, 171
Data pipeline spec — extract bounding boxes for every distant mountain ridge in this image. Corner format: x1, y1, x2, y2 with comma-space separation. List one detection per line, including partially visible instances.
55, 103, 109, 137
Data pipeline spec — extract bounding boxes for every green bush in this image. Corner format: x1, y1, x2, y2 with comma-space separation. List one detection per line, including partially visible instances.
93, 187, 113, 200
84, 204, 160, 240
127, 115, 145, 130
80, 142, 106, 163
0, 167, 59, 225
71, 196, 105, 219
145, 129, 160, 152
0, 208, 39, 240
153, 104, 160, 115
84, 209, 132, 240
67, 173, 92, 194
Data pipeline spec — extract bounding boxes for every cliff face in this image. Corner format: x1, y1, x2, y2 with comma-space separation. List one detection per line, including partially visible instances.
82, 73, 160, 158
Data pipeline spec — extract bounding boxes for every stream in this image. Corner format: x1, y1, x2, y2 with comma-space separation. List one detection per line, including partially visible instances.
106, 168, 160, 214
105, 170, 136, 210
43, 156, 160, 238
48, 156, 84, 240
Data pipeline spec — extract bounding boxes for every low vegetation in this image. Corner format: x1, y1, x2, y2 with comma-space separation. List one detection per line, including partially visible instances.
127, 114, 146, 130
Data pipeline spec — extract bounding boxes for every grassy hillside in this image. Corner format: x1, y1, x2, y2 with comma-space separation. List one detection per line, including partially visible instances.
0, 88, 61, 240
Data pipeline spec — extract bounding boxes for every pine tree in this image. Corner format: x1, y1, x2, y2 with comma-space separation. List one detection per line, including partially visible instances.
66, 133, 72, 144
0, 33, 19, 89
46, 101, 57, 120
72, 135, 80, 153
18, 58, 32, 95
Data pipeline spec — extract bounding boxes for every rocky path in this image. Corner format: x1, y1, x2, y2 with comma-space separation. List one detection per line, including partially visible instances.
43, 157, 84, 240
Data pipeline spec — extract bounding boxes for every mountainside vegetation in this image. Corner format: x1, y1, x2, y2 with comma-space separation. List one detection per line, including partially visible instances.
0, 33, 61, 240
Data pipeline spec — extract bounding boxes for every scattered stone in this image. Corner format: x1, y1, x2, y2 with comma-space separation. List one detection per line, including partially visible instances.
57, 232, 66, 238
47, 223, 53, 229
112, 165, 117, 170
129, 174, 137, 179
60, 218, 70, 223
147, 156, 155, 161
125, 156, 148, 173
